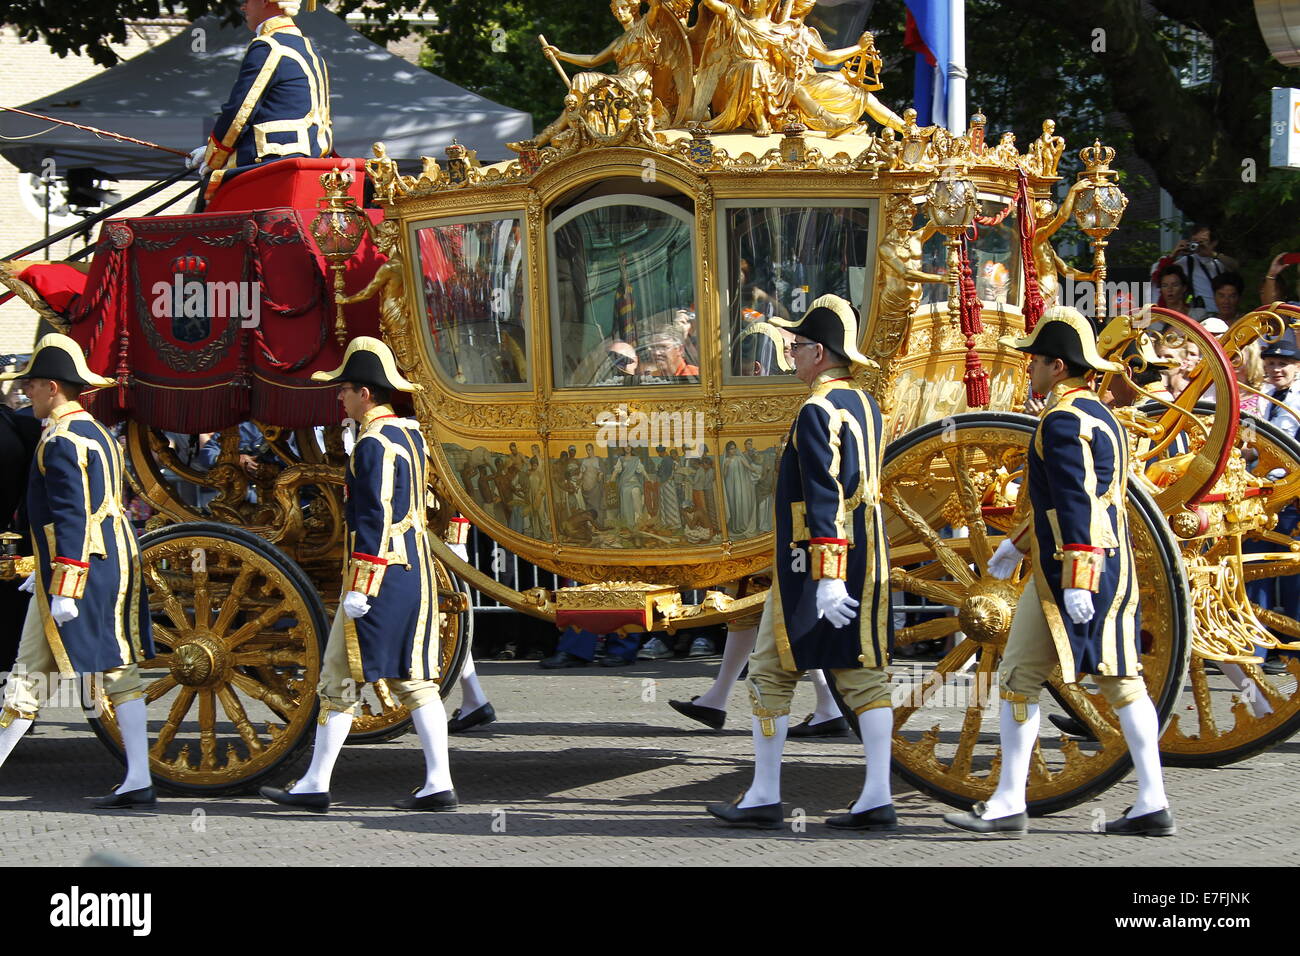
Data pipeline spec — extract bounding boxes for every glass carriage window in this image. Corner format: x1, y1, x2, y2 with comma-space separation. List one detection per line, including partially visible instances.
722, 205, 873, 380
919, 196, 1021, 308
413, 215, 528, 387
550, 196, 697, 388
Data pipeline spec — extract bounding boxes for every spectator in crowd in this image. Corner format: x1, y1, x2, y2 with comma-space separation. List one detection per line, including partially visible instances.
541, 627, 640, 668
1261, 253, 1297, 304
1235, 342, 1265, 416
1155, 264, 1205, 320
1209, 272, 1245, 327
1150, 224, 1239, 311
1154, 340, 1199, 398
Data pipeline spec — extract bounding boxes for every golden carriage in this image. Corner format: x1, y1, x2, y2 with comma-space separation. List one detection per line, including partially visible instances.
4, 0, 1300, 811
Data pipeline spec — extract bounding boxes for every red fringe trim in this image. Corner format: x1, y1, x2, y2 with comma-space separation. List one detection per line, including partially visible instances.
958, 236, 990, 408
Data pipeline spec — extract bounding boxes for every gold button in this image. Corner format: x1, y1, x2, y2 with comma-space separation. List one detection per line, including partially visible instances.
858, 654, 867, 663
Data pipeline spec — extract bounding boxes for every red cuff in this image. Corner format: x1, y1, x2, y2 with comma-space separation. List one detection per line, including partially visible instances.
1062, 544, 1104, 553
53, 556, 89, 568
350, 552, 388, 565
809, 537, 848, 545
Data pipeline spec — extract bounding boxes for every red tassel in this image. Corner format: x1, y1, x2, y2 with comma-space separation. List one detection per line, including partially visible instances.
957, 236, 991, 408
964, 348, 991, 407
1018, 168, 1045, 332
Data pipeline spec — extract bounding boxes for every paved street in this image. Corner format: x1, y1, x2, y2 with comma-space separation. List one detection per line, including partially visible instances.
3, 656, 1299, 867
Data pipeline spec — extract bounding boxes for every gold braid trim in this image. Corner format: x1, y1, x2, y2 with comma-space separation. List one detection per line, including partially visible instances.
809, 541, 848, 581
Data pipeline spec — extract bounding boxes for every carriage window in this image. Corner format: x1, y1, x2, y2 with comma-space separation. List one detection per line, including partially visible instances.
919, 197, 1021, 308
550, 197, 697, 388
723, 205, 872, 379
413, 215, 528, 387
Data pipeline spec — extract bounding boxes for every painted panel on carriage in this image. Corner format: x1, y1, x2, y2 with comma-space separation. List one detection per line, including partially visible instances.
721, 203, 873, 381
442, 441, 552, 542
549, 443, 724, 549
549, 196, 700, 388
412, 215, 529, 387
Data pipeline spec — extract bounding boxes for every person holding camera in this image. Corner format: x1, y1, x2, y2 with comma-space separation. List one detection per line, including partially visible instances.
1150, 225, 1238, 313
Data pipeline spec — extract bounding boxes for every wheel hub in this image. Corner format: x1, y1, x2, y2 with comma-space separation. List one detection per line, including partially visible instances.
957, 580, 1021, 645
171, 637, 226, 687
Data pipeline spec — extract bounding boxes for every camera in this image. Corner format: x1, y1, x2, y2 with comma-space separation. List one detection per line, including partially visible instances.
1187, 241, 1200, 252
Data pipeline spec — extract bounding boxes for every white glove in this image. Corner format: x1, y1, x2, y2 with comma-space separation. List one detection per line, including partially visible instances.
816, 577, 860, 629
186, 145, 207, 171
342, 590, 371, 619
50, 595, 79, 625
18, 573, 35, 594
987, 538, 1026, 580
1063, 587, 1094, 624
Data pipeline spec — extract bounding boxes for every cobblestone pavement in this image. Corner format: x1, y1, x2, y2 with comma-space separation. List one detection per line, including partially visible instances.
3, 657, 1298, 867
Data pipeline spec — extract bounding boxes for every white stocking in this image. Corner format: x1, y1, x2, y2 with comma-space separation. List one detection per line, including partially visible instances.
739, 714, 788, 807
292, 709, 353, 793
458, 652, 488, 712
851, 707, 893, 812
694, 626, 756, 711
0, 717, 33, 773
810, 669, 840, 724
982, 699, 1039, 819
115, 698, 152, 792
1117, 695, 1169, 817
411, 698, 454, 796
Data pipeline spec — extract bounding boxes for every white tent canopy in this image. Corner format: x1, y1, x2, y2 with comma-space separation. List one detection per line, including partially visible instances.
0, 8, 532, 180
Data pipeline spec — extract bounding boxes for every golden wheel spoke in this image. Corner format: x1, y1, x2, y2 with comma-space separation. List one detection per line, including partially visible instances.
947, 447, 992, 569
889, 569, 963, 608
151, 686, 196, 757
198, 690, 218, 770
211, 564, 257, 637
948, 700, 985, 778
145, 565, 192, 632
193, 571, 212, 632
1048, 678, 1124, 746
225, 600, 296, 651
151, 623, 184, 652
229, 670, 299, 721
895, 615, 961, 647
216, 684, 265, 755
885, 486, 977, 588
144, 674, 178, 704
231, 648, 306, 668
139, 652, 175, 671
893, 640, 979, 726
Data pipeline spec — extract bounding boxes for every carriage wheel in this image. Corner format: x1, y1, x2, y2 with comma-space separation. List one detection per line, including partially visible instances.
344, 558, 472, 743
84, 523, 327, 796
882, 413, 1191, 816
1158, 403, 1300, 766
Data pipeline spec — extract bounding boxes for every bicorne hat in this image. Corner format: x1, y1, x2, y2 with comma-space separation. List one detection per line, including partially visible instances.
770, 294, 870, 368
0, 333, 115, 388
310, 336, 422, 393
998, 306, 1124, 373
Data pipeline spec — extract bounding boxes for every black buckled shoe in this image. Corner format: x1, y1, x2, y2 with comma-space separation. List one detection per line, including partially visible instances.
1105, 806, 1176, 837
447, 703, 497, 734
942, 801, 1028, 836
707, 794, 784, 830
599, 655, 633, 667
826, 803, 898, 831
788, 714, 851, 738
539, 651, 590, 669
92, 786, 156, 810
669, 697, 726, 731
394, 788, 459, 811
259, 783, 330, 813
1047, 713, 1094, 740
